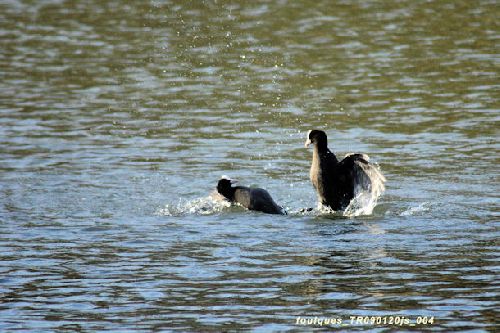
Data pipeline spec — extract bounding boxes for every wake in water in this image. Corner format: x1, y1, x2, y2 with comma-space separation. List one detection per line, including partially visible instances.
399, 202, 431, 216
156, 191, 231, 216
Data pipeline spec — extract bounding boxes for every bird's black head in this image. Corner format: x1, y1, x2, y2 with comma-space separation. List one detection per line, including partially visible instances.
217, 176, 236, 199
305, 129, 328, 149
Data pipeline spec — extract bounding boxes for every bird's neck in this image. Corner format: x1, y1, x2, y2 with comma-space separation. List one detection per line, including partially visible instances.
313, 144, 338, 164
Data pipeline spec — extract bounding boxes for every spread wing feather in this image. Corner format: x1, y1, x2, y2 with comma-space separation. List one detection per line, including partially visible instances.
340, 153, 386, 199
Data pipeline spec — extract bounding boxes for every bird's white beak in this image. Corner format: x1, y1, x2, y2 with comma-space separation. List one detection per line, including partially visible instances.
305, 130, 312, 148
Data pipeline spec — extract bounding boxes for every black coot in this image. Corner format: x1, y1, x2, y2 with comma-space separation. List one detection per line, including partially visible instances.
305, 129, 385, 211
217, 176, 286, 215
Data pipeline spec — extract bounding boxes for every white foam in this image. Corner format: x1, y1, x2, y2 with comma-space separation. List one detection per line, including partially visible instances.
400, 202, 430, 216
156, 191, 231, 216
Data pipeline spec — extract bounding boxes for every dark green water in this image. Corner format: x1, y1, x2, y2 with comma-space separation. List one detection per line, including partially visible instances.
1, 0, 498, 331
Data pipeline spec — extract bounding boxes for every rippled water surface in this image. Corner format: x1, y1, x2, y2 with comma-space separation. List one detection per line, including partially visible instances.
1, 0, 499, 331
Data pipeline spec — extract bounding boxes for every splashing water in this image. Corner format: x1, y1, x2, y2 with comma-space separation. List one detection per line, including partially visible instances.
156, 191, 231, 216
400, 202, 431, 216
158, 160, 386, 218
343, 161, 386, 217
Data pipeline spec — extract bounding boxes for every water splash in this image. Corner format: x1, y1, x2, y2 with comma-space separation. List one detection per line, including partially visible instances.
400, 202, 431, 216
157, 161, 386, 218
343, 161, 386, 217
156, 191, 231, 216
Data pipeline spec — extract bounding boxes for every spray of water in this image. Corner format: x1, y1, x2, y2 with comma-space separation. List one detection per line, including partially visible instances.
158, 160, 385, 217
400, 202, 430, 216
156, 191, 231, 216
343, 160, 386, 217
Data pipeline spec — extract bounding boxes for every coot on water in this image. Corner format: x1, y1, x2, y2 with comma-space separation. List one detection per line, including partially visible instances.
217, 176, 286, 215
305, 129, 386, 211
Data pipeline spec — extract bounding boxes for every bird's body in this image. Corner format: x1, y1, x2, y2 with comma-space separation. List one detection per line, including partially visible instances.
233, 187, 284, 214
217, 177, 285, 215
306, 130, 385, 212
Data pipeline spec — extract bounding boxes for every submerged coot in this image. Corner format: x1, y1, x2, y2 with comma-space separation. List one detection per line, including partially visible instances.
305, 129, 386, 211
217, 176, 286, 215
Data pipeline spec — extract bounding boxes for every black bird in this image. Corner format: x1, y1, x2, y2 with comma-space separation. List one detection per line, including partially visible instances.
305, 129, 386, 211
217, 176, 286, 215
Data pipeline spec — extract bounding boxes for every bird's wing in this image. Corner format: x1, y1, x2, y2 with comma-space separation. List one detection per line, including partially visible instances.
249, 188, 283, 213
337, 155, 369, 192
339, 154, 386, 197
